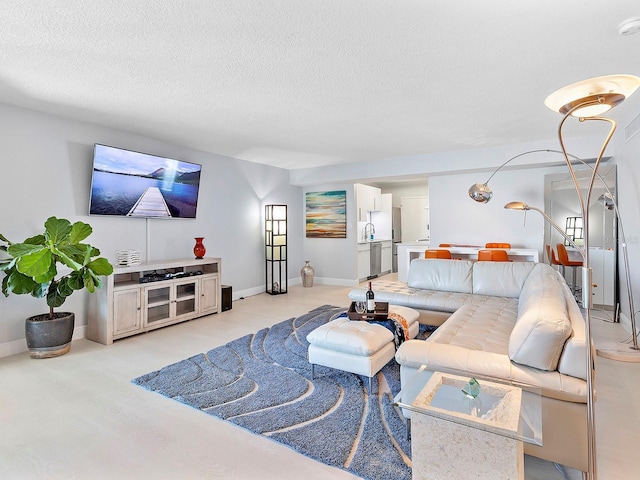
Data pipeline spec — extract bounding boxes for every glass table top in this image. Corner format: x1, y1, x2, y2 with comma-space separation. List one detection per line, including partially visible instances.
394, 366, 543, 446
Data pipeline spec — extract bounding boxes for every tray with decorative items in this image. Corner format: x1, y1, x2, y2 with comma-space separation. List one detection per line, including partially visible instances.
347, 301, 389, 321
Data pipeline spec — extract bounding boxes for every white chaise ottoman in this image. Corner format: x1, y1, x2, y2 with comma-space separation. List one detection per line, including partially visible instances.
307, 305, 420, 392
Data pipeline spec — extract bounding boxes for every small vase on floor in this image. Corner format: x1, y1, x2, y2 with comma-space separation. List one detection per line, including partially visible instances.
301, 260, 315, 287
194, 237, 206, 259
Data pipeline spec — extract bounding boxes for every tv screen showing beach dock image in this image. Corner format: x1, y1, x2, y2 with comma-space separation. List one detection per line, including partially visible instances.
89, 144, 202, 219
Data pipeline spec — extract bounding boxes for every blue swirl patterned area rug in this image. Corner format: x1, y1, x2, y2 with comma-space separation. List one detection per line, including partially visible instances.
132, 305, 414, 480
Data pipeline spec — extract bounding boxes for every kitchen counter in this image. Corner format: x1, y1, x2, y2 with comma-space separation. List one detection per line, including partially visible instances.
396, 244, 539, 283
357, 238, 392, 244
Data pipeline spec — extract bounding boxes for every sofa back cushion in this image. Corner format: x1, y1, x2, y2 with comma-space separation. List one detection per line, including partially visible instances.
408, 259, 473, 294
472, 261, 536, 298
509, 264, 572, 371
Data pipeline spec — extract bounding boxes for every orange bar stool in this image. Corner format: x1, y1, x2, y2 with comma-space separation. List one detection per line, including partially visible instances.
425, 249, 452, 259
485, 242, 511, 249
545, 244, 562, 269
477, 249, 511, 262
555, 243, 583, 293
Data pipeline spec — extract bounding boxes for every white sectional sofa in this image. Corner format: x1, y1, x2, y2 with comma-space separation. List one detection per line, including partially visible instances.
348, 258, 590, 473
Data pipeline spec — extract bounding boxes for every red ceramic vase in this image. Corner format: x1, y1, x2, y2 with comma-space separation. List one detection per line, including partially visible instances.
193, 237, 206, 259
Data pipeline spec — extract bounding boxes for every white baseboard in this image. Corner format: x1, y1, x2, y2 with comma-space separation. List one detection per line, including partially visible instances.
0, 338, 28, 358
0, 325, 88, 359
233, 277, 356, 300
313, 277, 359, 287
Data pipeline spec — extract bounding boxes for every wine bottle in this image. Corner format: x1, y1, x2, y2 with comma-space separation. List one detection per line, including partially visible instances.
366, 281, 375, 313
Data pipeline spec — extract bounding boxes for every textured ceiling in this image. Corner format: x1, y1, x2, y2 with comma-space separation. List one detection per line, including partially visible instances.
1, 1, 639, 169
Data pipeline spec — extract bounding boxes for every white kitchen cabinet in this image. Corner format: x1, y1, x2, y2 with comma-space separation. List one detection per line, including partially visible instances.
355, 183, 383, 221
357, 243, 371, 281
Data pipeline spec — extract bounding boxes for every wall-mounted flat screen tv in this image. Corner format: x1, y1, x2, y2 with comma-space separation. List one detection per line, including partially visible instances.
89, 144, 202, 219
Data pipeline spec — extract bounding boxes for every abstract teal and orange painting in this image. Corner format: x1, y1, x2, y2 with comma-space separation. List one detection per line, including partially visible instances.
305, 190, 347, 238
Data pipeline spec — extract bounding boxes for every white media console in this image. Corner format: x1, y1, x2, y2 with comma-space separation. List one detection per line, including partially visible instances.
87, 257, 221, 345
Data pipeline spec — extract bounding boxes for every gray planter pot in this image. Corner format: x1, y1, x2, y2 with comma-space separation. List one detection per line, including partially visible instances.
25, 312, 75, 359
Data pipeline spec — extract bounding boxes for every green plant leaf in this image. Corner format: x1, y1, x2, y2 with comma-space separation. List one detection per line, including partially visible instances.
7, 242, 44, 258
85, 268, 103, 289
68, 271, 84, 290
32, 282, 48, 298
15, 249, 53, 278
46, 281, 68, 308
0, 259, 16, 272
55, 244, 85, 270
89, 257, 114, 276
1, 273, 10, 297
58, 277, 74, 297
23, 234, 46, 246
44, 217, 72, 245
69, 221, 92, 244
7, 270, 38, 295
34, 262, 57, 284
83, 269, 96, 293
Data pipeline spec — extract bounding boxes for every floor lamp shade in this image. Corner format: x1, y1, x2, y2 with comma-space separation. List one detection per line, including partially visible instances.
265, 204, 287, 295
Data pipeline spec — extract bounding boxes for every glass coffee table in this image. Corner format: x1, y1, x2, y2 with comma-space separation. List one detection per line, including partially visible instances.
394, 366, 542, 480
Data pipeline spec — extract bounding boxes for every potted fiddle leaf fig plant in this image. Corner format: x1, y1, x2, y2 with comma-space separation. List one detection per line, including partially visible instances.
0, 216, 114, 358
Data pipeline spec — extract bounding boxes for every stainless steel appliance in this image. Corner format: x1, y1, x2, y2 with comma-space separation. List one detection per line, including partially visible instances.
369, 241, 382, 278
392, 207, 402, 272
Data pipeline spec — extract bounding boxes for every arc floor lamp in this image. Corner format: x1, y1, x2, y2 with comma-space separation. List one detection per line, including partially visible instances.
471, 148, 640, 361
505, 75, 640, 480
469, 75, 639, 479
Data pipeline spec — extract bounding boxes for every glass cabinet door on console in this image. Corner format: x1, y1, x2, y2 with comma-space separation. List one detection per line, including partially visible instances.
144, 279, 199, 327
174, 278, 199, 319
145, 284, 172, 325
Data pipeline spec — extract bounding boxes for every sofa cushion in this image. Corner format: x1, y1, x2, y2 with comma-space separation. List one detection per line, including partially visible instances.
407, 258, 473, 294
427, 302, 519, 355
509, 264, 572, 371
472, 261, 536, 298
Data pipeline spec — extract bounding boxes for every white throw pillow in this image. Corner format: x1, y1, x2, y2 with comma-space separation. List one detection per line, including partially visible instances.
509, 265, 572, 371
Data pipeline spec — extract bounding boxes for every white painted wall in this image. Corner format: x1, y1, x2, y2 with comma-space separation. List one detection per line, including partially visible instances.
379, 182, 428, 208
0, 104, 303, 354
428, 167, 567, 254
301, 184, 356, 286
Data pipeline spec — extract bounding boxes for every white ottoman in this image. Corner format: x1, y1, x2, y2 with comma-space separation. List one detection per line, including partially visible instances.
307, 305, 420, 392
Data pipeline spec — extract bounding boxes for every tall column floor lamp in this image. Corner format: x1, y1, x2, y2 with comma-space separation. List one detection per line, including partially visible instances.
265, 204, 288, 295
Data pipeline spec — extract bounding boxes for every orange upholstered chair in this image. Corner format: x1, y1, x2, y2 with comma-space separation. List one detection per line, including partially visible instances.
556, 243, 583, 293
425, 249, 452, 259
485, 242, 511, 249
477, 249, 511, 262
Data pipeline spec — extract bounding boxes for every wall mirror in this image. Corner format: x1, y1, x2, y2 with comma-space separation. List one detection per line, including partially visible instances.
544, 163, 617, 309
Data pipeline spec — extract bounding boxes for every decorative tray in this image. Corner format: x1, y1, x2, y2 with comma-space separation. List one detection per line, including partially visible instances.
347, 301, 389, 321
